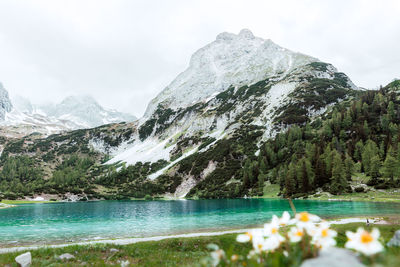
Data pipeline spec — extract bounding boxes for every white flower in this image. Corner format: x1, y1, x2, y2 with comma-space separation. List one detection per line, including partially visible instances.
236, 228, 264, 243
312, 222, 337, 250
236, 232, 252, 243
274, 211, 291, 226
295, 212, 320, 232
252, 234, 267, 253
210, 249, 225, 266
345, 228, 384, 256
288, 226, 305, 243
263, 236, 282, 251
263, 218, 285, 243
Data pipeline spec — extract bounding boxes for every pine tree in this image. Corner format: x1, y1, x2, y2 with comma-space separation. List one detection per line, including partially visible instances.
342, 110, 352, 129
330, 151, 348, 195
389, 123, 398, 137
323, 123, 333, 139
354, 140, 364, 161
258, 172, 266, 190
379, 141, 385, 159
314, 156, 327, 187
344, 154, 354, 181
363, 121, 370, 137
259, 158, 268, 174
388, 101, 395, 121
381, 114, 390, 132
362, 140, 378, 175
383, 154, 398, 182
284, 162, 297, 196
322, 144, 333, 178
298, 158, 314, 193
369, 155, 381, 185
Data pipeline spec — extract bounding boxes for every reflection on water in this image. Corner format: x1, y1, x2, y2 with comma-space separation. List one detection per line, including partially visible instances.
0, 199, 399, 245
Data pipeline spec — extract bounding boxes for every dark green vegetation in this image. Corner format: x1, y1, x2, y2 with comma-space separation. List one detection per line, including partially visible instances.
0, 223, 398, 266
0, 123, 139, 200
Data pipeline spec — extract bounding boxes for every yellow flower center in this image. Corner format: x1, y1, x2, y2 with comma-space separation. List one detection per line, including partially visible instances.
271, 227, 278, 234
296, 230, 303, 237
216, 250, 223, 258
321, 229, 329, 237
361, 232, 373, 244
299, 212, 310, 222
246, 232, 252, 240
258, 244, 263, 250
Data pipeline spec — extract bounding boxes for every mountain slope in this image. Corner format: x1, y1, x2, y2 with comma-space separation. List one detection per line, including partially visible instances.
0, 29, 371, 201
104, 30, 357, 171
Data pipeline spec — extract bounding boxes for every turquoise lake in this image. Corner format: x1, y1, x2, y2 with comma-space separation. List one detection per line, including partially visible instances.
1, 199, 400, 246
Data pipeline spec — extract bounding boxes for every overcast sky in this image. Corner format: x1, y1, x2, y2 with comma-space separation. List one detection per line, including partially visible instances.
0, 0, 399, 117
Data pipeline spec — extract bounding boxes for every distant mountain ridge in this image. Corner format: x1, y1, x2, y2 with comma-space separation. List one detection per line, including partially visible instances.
0, 87, 136, 137
36, 95, 136, 129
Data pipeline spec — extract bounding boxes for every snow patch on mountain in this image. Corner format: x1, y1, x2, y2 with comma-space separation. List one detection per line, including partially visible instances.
106, 133, 176, 165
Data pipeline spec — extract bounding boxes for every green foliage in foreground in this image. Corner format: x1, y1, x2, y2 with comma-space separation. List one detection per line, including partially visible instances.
0, 223, 399, 266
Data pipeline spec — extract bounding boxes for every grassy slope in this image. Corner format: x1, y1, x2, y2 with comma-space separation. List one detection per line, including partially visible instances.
259, 173, 400, 203
0, 223, 399, 266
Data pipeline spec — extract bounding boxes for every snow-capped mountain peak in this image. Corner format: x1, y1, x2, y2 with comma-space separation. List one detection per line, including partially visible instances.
144, 29, 318, 117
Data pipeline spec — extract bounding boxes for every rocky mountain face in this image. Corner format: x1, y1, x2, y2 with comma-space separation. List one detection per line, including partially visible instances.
100, 30, 357, 166
0, 29, 363, 200
145, 29, 319, 117
0, 82, 13, 121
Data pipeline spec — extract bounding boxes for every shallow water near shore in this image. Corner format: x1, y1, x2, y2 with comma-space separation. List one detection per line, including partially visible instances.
1, 199, 399, 247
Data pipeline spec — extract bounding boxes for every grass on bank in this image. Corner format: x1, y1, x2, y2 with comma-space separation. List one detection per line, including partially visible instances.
257, 173, 400, 203
0, 223, 399, 267
309, 189, 400, 203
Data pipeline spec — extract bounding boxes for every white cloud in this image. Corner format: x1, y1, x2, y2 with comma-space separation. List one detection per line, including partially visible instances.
0, 0, 399, 117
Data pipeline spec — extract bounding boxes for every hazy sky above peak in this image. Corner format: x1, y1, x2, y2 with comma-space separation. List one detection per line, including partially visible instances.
0, 0, 399, 118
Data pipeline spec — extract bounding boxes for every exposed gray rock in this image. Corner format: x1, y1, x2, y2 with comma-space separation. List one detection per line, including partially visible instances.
57, 253, 75, 260
0, 82, 13, 121
387, 230, 400, 247
301, 247, 364, 267
110, 248, 119, 253
15, 252, 31, 267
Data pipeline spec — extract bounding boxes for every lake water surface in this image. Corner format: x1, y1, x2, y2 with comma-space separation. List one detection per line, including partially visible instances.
1, 199, 399, 246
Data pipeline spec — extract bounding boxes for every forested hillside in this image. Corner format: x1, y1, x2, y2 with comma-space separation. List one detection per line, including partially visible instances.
1, 80, 400, 200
